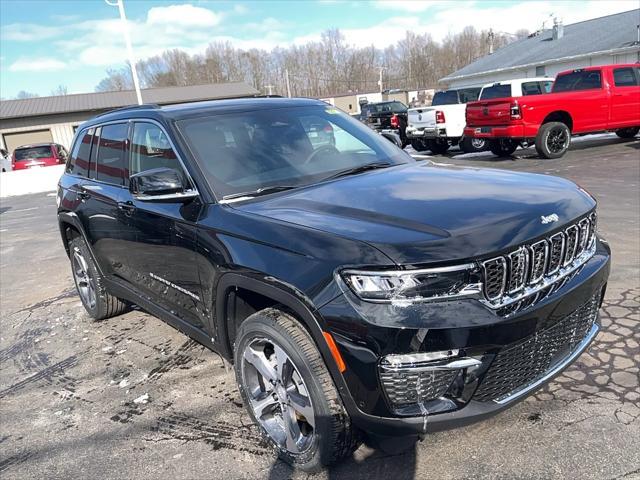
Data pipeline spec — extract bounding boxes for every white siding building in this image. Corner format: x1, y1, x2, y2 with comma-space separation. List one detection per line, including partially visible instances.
0, 82, 258, 154
440, 9, 640, 89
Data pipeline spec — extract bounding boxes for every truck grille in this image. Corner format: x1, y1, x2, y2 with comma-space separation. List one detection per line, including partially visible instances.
482, 213, 596, 309
474, 293, 600, 402
380, 369, 457, 408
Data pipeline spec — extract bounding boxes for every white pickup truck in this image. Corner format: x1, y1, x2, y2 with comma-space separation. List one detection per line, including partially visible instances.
407, 78, 553, 155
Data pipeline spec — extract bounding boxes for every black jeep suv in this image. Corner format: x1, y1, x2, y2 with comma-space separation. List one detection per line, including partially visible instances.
57, 98, 610, 471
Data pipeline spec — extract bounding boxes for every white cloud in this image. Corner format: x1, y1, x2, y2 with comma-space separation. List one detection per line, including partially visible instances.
9, 58, 67, 72
147, 4, 221, 27
374, 0, 456, 13
1, 23, 59, 41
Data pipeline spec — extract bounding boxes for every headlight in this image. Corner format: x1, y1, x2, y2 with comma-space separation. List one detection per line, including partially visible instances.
341, 264, 482, 302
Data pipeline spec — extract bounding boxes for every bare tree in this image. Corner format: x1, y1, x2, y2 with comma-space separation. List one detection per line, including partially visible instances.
51, 85, 69, 96
16, 91, 40, 99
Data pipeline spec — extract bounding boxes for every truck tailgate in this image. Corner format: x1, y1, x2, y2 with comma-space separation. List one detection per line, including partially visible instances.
466, 99, 513, 126
408, 107, 436, 128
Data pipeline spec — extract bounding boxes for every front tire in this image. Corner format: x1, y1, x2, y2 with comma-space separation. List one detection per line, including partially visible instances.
68, 236, 129, 321
535, 122, 571, 159
489, 138, 518, 157
234, 309, 358, 472
427, 139, 450, 155
460, 136, 486, 153
616, 127, 639, 139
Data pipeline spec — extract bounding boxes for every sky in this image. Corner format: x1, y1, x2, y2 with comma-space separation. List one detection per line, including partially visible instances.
0, 0, 637, 98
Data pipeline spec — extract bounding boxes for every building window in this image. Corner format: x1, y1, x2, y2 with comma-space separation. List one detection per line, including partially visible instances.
535, 66, 545, 76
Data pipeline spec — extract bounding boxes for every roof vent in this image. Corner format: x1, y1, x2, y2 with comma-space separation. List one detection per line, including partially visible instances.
552, 18, 564, 40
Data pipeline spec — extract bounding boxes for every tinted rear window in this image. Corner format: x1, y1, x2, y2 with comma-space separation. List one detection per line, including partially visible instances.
552, 70, 602, 92
431, 91, 459, 105
366, 102, 407, 114
67, 129, 93, 176
95, 123, 128, 185
14, 146, 52, 161
480, 84, 512, 100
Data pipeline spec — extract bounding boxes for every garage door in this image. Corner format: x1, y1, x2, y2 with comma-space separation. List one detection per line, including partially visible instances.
3, 129, 53, 155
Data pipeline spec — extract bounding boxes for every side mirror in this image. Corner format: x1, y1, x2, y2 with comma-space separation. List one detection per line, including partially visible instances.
130, 167, 197, 202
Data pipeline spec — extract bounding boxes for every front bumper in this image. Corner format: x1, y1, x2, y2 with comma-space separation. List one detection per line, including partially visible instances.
318, 239, 610, 437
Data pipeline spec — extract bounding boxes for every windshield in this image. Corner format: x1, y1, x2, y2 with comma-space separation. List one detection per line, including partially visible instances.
431, 91, 459, 106
178, 105, 411, 199
13, 146, 53, 161
480, 84, 512, 100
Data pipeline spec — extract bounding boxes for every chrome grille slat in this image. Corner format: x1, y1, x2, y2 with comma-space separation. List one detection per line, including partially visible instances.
482, 213, 596, 315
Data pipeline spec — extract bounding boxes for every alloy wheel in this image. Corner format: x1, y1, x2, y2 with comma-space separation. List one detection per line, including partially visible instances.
241, 337, 316, 454
72, 246, 96, 309
471, 138, 485, 149
546, 126, 569, 154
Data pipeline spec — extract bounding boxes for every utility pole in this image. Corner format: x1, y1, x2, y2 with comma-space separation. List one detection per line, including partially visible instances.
285, 69, 292, 98
488, 28, 495, 55
105, 0, 142, 105
378, 67, 385, 93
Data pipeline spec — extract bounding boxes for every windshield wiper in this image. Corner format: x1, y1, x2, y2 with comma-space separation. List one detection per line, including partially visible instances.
221, 185, 298, 202
322, 162, 394, 181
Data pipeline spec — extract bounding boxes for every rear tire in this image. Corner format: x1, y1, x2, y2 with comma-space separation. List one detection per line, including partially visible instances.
535, 122, 571, 159
460, 137, 486, 154
68, 236, 129, 321
616, 127, 639, 139
234, 308, 359, 472
489, 139, 518, 157
410, 139, 429, 152
427, 139, 450, 155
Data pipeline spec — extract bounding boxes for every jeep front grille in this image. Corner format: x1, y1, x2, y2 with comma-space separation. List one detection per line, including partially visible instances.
481, 212, 596, 311
474, 292, 600, 402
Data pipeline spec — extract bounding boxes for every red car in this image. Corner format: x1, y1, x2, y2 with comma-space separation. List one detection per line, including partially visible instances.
11, 143, 69, 170
464, 64, 640, 158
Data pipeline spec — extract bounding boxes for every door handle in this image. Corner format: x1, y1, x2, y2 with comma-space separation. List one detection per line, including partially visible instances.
117, 201, 136, 214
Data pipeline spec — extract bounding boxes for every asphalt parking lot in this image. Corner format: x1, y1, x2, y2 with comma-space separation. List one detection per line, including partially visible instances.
1, 134, 639, 480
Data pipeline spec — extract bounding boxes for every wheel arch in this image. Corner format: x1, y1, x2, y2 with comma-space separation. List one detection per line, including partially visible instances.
541, 111, 573, 132
58, 212, 105, 276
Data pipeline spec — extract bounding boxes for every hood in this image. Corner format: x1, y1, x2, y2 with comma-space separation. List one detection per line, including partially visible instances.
235, 163, 595, 265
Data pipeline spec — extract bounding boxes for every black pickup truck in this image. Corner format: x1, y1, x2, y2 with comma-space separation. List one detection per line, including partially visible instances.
362, 101, 408, 147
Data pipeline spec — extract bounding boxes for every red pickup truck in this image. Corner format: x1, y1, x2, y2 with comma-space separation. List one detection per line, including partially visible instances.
464, 64, 640, 158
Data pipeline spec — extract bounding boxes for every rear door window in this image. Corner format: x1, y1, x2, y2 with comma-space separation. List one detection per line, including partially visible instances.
458, 88, 480, 103
613, 67, 639, 87
552, 70, 602, 92
479, 84, 512, 100
95, 123, 128, 186
67, 130, 93, 176
522, 81, 552, 96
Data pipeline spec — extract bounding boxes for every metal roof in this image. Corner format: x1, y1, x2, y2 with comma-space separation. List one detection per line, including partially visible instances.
0, 82, 259, 120
440, 9, 640, 83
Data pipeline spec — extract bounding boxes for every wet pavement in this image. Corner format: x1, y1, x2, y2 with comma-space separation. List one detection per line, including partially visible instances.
1, 134, 639, 479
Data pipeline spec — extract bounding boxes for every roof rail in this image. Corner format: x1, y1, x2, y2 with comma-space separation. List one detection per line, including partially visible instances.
95, 103, 161, 118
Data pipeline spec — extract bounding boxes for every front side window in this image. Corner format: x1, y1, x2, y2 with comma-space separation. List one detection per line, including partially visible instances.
613, 67, 639, 87
130, 123, 184, 179
67, 129, 93, 176
552, 70, 602, 92
95, 123, 128, 186
178, 105, 410, 198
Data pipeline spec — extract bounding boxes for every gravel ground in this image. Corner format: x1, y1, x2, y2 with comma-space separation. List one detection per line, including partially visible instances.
1, 134, 638, 479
